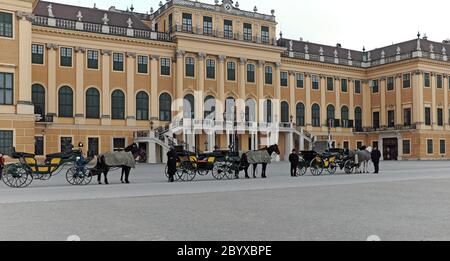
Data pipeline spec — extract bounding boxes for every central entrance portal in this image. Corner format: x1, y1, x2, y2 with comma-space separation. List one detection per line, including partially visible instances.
383, 138, 398, 161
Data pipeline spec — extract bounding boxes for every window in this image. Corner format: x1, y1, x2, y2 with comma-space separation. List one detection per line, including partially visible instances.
261, 26, 269, 43
296, 103, 305, 126
137, 55, 148, 74
87, 50, 99, 69
424, 73, 430, 87
60, 47, 72, 67
438, 108, 443, 126
245, 99, 256, 122
341, 106, 349, 128
341, 79, 348, 92
224, 20, 233, 39
136, 91, 149, 120
355, 107, 362, 131
58, 86, 73, 117
243, 23, 252, 41
327, 77, 334, 91
32, 84, 46, 118
225, 98, 235, 121
88, 138, 99, 156
86, 88, 100, 119
280, 72, 288, 87
203, 16, 213, 35
388, 110, 395, 128
0, 73, 13, 106
227, 62, 236, 81
355, 80, 361, 94
357, 141, 363, 150
111, 90, 125, 120
113, 53, 124, 71
168, 13, 173, 32
182, 13, 192, 32
35, 136, 44, 156
206, 59, 215, 79
425, 107, 431, 126
159, 93, 172, 121
60, 137, 73, 153
372, 80, 379, 93
404, 108, 411, 126
0, 130, 13, 154
265, 66, 273, 84
113, 138, 126, 151
427, 139, 433, 155
373, 111, 380, 129
264, 100, 272, 123
327, 105, 335, 127
185, 57, 195, 77
204, 96, 216, 119
296, 74, 304, 88
403, 74, 410, 88
247, 64, 255, 83
32, 44, 44, 64
281, 101, 289, 123
440, 140, 446, 155
387, 77, 394, 91
0, 12, 13, 38
312, 75, 319, 90
312, 104, 320, 127
343, 141, 349, 150
161, 58, 171, 76
403, 140, 411, 155
437, 75, 443, 89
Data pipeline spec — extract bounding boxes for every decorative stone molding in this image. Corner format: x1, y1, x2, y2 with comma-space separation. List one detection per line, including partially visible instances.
380, 76, 387, 81
45, 43, 58, 50
74, 47, 86, 53
396, 74, 402, 78
218, 55, 227, 62
101, 49, 112, 56
198, 52, 207, 60
17, 12, 34, 22
75, 114, 84, 118
275, 62, 281, 68
257, 60, 265, 67
150, 55, 160, 61
102, 115, 111, 119
239, 57, 247, 65
175, 49, 185, 58
288, 70, 296, 75
126, 52, 137, 58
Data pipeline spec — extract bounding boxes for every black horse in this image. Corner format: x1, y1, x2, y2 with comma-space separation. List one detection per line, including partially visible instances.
90, 143, 141, 185
241, 144, 281, 179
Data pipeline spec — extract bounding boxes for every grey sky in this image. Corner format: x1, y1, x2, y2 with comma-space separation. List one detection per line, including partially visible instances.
48, 0, 450, 51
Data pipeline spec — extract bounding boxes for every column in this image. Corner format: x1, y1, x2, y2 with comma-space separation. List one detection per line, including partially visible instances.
75, 47, 85, 124
46, 44, 58, 116
274, 63, 281, 124
305, 74, 312, 127
238, 58, 247, 122
126, 52, 136, 126
445, 75, 449, 130
349, 79, 355, 120
362, 80, 372, 128
17, 13, 34, 115
289, 71, 296, 122
285, 132, 293, 161
320, 75, 326, 129
175, 49, 184, 101
101, 50, 111, 125
150, 55, 159, 121
335, 77, 341, 121
431, 73, 437, 129
217, 55, 227, 121
256, 60, 265, 123
380, 77, 386, 127
395, 74, 402, 126
196, 52, 206, 120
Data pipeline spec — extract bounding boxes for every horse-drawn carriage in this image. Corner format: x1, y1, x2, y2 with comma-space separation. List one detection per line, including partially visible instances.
1, 148, 92, 188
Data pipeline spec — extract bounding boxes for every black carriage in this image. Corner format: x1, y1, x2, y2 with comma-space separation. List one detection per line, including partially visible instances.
297, 150, 339, 176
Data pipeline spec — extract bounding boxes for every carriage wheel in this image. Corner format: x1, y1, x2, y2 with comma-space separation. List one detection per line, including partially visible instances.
296, 159, 307, 176
344, 160, 355, 174
212, 163, 225, 180
197, 169, 209, 176
223, 163, 235, 180
66, 167, 84, 185
310, 158, 324, 176
80, 168, 93, 185
2, 165, 33, 188
184, 169, 197, 181
326, 162, 338, 175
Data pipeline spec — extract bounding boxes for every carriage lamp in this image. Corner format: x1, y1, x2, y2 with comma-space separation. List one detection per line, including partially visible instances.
204, 140, 209, 151
290, 115, 294, 123
78, 142, 84, 148
150, 120, 154, 130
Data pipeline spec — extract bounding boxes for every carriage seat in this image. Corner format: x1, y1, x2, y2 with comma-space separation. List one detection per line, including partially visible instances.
25, 156, 62, 174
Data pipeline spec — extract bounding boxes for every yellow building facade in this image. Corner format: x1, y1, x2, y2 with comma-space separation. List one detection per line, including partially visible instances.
1, 0, 450, 162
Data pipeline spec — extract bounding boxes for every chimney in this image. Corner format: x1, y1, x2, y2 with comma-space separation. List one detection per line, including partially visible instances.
336, 43, 342, 48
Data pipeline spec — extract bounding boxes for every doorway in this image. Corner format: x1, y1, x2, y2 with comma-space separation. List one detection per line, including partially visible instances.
383, 138, 398, 161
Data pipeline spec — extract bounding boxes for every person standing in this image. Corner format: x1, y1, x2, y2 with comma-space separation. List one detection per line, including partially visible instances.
371, 147, 382, 174
167, 147, 178, 182
0, 153, 4, 179
289, 149, 300, 177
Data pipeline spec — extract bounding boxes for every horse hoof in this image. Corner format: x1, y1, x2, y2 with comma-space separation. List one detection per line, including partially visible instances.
126, 181, 130, 184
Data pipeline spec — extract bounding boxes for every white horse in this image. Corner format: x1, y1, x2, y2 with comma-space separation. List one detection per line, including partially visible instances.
354, 146, 372, 174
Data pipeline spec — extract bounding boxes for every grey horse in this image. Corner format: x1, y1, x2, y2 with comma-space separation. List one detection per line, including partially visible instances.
348, 147, 372, 173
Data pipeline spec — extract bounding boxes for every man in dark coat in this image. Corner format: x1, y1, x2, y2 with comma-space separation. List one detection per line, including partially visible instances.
371, 147, 382, 174
167, 147, 178, 182
0, 153, 4, 179
289, 149, 300, 177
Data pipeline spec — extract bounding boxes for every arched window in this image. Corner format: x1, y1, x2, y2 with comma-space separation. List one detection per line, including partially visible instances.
184, 94, 195, 119
204, 96, 216, 120
136, 91, 149, 120
111, 90, 125, 120
58, 86, 73, 117
355, 107, 362, 131
264, 99, 273, 123
312, 104, 321, 127
327, 104, 335, 127
159, 93, 172, 121
296, 102, 305, 126
225, 97, 236, 121
86, 88, 100, 119
32, 84, 45, 117
341, 106, 349, 128
281, 101, 289, 123
245, 99, 256, 122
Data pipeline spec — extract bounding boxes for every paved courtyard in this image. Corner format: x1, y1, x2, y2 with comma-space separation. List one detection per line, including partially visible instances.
1, 160, 450, 241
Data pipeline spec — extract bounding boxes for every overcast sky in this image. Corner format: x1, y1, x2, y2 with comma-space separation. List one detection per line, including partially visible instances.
49, 0, 450, 51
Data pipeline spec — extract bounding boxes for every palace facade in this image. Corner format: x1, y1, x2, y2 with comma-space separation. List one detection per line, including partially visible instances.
1, 0, 450, 162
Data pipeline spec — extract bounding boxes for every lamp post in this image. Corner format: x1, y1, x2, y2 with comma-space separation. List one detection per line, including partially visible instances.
204, 139, 209, 152
150, 120, 154, 131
